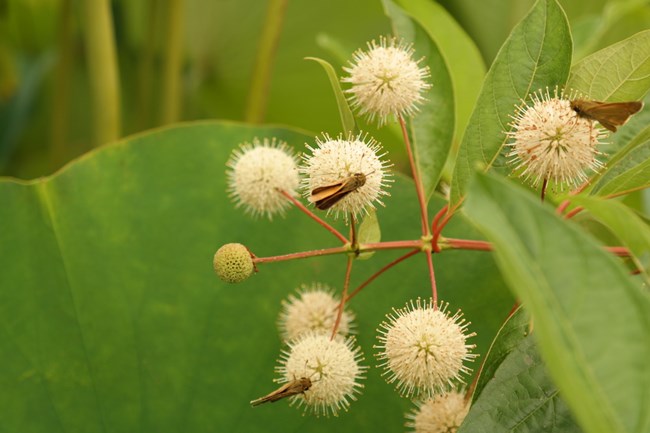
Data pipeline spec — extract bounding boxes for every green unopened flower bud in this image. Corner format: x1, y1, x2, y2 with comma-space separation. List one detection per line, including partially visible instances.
213, 243, 254, 283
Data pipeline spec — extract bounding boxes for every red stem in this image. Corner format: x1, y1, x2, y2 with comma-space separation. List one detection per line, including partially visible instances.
425, 250, 438, 306
278, 189, 348, 244
608, 246, 631, 257
431, 205, 449, 235
398, 115, 430, 236
331, 256, 353, 339
556, 199, 571, 215
444, 238, 493, 251
253, 246, 348, 263
564, 206, 584, 219
360, 240, 422, 251
345, 249, 419, 303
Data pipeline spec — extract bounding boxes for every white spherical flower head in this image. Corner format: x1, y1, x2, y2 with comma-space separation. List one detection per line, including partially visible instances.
301, 133, 391, 219
342, 36, 431, 126
278, 283, 355, 342
376, 299, 476, 398
276, 333, 367, 416
506, 88, 607, 189
226, 137, 299, 219
406, 391, 470, 433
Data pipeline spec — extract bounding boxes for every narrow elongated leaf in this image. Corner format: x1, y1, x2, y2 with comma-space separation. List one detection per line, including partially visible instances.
591, 124, 650, 196
460, 309, 581, 433
305, 57, 357, 135
567, 30, 650, 101
394, 0, 486, 141
450, 0, 572, 205
383, 0, 455, 199
464, 172, 650, 433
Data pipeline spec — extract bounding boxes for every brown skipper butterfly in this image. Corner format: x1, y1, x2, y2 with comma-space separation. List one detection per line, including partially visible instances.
570, 100, 643, 132
250, 377, 312, 406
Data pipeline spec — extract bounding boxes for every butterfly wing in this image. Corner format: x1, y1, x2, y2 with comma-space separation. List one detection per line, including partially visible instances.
572, 100, 643, 132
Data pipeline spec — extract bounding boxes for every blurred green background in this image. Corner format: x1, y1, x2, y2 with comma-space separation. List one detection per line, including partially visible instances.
1, 0, 649, 180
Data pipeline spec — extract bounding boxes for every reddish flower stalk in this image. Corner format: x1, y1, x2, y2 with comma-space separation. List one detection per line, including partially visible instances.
345, 249, 419, 303
425, 250, 438, 306
253, 246, 348, 264
398, 115, 430, 236
564, 206, 584, 219
278, 189, 348, 244
444, 238, 493, 251
431, 204, 448, 236
331, 256, 354, 340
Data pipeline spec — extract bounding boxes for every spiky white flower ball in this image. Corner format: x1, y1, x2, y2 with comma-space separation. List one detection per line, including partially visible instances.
406, 391, 470, 433
278, 283, 355, 342
376, 299, 476, 398
342, 36, 431, 125
506, 88, 606, 189
301, 133, 391, 218
226, 138, 299, 219
276, 333, 366, 416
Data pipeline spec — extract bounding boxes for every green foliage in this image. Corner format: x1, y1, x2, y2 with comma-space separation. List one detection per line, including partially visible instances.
460, 308, 581, 433
567, 30, 650, 101
464, 173, 650, 433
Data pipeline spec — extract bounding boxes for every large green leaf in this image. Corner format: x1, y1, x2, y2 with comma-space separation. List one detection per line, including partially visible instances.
464, 172, 650, 433
450, 0, 572, 205
0, 121, 513, 432
394, 0, 486, 143
460, 308, 581, 433
567, 30, 650, 101
383, 0, 455, 199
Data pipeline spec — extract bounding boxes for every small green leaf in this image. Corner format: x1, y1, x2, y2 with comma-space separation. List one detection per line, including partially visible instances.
571, 196, 650, 280
567, 30, 650, 101
450, 0, 572, 205
382, 0, 455, 200
470, 307, 530, 403
357, 209, 381, 260
460, 310, 581, 433
464, 172, 650, 433
393, 0, 486, 142
305, 57, 357, 135
591, 124, 650, 196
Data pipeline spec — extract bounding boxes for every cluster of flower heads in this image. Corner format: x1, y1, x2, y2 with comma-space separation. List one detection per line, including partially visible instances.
226, 132, 392, 220
506, 87, 607, 190
264, 285, 476, 429
225, 35, 434, 221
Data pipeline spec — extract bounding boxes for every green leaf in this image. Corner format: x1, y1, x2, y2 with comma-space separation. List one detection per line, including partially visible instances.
572, 0, 650, 61
591, 124, 650, 196
393, 0, 486, 143
0, 121, 514, 432
357, 209, 380, 260
450, 0, 572, 205
305, 57, 357, 135
464, 172, 650, 433
567, 30, 650, 101
470, 307, 530, 403
571, 196, 650, 280
382, 0, 455, 199
460, 309, 581, 433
